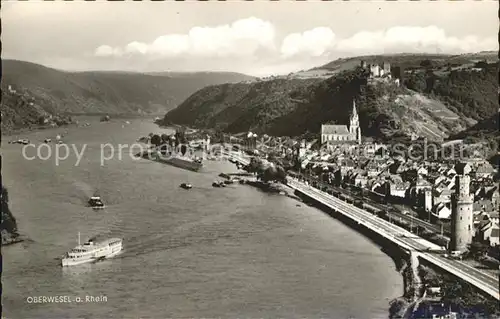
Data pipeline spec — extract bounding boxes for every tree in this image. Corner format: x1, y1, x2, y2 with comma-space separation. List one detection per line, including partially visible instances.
180, 144, 187, 156
168, 135, 176, 147
404, 73, 427, 91
466, 241, 489, 260
258, 165, 287, 183
175, 130, 187, 145
150, 134, 162, 147
425, 72, 437, 93
260, 166, 277, 183
38, 116, 46, 125
245, 157, 263, 174
474, 60, 488, 69
160, 134, 169, 144
420, 59, 434, 69
275, 165, 287, 182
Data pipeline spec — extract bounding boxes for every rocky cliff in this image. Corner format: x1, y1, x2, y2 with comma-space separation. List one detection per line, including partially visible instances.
1, 186, 22, 246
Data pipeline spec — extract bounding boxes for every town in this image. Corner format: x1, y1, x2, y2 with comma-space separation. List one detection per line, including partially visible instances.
182, 85, 499, 261
173, 64, 499, 316
177, 93, 499, 264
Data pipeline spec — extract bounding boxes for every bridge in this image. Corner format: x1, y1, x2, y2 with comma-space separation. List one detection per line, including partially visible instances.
286, 178, 499, 300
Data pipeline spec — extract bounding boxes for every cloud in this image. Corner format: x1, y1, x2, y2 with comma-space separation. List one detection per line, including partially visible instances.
95, 45, 123, 57
336, 26, 497, 54
94, 17, 276, 58
94, 21, 497, 69
280, 27, 336, 58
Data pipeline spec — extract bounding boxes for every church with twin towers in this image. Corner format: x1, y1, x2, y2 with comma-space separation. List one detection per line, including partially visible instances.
321, 99, 362, 147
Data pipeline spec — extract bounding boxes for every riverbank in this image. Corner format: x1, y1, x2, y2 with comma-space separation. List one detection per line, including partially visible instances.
3, 118, 407, 318
234, 174, 415, 316
415, 262, 500, 318
1, 230, 24, 246
289, 185, 410, 318
220, 172, 302, 200
388, 253, 425, 319
285, 182, 500, 318
1, 122, 76, 138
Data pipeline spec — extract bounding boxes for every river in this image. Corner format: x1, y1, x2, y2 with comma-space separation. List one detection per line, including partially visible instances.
2, 117, 403, 318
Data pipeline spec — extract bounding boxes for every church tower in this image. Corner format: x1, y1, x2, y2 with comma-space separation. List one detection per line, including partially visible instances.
349, 100, 361, 144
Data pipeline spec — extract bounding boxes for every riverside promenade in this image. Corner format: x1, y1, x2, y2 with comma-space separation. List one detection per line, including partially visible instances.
223, 152, 499, 300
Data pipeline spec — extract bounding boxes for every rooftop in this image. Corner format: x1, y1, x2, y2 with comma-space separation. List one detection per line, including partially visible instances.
321, 124, 349, 135
454, 162, 472, 175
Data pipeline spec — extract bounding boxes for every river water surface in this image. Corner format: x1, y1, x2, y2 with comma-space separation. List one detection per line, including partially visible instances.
2, 118, 403, 318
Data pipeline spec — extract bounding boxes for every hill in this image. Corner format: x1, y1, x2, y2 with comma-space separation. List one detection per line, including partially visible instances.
313, 51, 498, 74
445, 112, 500, 166
0, 59, 254, 132
448, 111, 499, 148
162, 53, 498, 142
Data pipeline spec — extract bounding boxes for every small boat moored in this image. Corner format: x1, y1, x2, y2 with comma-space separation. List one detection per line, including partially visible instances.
180, 183, 193, 189
212, 181, 226, 188
88, 195, 105, 209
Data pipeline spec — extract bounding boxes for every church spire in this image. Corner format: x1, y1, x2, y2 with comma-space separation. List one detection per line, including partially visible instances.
349, 98, 360, 143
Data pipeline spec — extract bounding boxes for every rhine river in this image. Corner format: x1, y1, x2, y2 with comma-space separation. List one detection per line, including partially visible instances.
2, 118, 403, 318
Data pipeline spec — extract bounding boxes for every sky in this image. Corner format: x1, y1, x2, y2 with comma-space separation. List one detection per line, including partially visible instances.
2, 1, 498, 76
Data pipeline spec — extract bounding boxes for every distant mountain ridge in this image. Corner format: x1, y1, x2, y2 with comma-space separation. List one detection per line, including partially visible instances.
448, 111, 499, 142
0, 59, 254, 132
447, 111, 500, 165
162, 52, 498, 142
315, 51, 498, 71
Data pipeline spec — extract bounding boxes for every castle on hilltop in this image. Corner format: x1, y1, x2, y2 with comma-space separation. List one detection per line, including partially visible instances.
361, 61, 392, 78
360, 60, 401, 86
321, 99, 361, 147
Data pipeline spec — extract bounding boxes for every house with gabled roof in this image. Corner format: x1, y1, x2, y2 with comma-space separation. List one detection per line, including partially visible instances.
477, 221, 500, 246
364, 159, 384, 177
473, 199, 496, 215
417, 166, 428, 176
388, 160, 404, 174
415, 177, 432, 192
432, 202, 452, 220
433, 175, 447, 186
353, 172, 369, 188
474, 161, 495, 179
339, 158, 356, 171
433, 187, 452, 205
485, 186, 499, 207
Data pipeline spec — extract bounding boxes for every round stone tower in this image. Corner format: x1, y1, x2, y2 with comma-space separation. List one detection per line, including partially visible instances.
450, 163, 474, 252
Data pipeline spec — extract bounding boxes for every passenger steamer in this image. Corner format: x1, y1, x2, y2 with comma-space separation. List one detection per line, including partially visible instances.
61, 233, 123, 266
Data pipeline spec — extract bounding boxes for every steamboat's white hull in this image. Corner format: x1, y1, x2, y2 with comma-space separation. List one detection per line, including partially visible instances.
61, 242, 122, 267
62, 257, 95, 267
